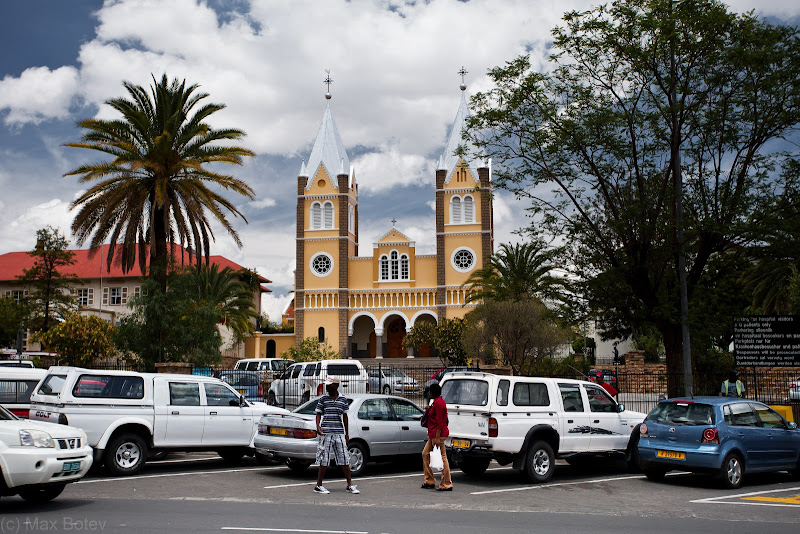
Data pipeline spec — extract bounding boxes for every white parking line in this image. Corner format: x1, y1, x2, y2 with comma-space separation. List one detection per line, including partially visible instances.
222, 528, 367, 534
690, 486, 800, 506
152, 456, 222, 464
77, 465, 284, 484
470, 474, 643, 495
263, 467, 514, 490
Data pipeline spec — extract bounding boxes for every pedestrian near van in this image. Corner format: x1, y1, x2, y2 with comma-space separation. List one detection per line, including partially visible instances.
421, 382, 453, 491
314, 377, 359, 494
721, 370, 745, 398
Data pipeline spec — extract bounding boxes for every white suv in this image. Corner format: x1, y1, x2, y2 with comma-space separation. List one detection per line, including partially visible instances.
440, 372, 645, 482
0, 404, 93, 502
268, 359, 368, 407
234, 358, 294, 382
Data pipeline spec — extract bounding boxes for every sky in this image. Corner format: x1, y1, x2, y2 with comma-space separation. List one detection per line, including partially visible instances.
1, 0, 799, 322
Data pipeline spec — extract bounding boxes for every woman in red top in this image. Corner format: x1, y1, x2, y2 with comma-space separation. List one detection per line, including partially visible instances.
421, 382, 453, 491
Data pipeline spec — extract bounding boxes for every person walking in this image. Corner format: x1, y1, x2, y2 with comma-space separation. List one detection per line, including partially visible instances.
421, 382, 453, 491
721, 370, 745, 398
314, 377, 359, 494
596, 372, 618, 397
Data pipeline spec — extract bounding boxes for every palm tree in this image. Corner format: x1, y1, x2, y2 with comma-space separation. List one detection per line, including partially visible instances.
64, 74, 255, 291
464, 242, 565, 304
186, 263, 258, 345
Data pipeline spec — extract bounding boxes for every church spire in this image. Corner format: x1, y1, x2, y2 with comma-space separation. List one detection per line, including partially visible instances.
305, 70, 350, 187
441, 66, 485, 183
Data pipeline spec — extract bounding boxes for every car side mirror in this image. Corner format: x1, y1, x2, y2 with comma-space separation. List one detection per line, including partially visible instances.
617, 403, 625, 413
239, 395, 247, 407
788, 421, 798, 430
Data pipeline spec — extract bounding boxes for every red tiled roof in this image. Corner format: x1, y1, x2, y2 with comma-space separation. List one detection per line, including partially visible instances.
0, 243, 271, 289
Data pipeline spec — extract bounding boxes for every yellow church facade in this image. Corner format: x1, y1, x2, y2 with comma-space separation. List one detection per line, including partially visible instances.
294, 81, 493, 359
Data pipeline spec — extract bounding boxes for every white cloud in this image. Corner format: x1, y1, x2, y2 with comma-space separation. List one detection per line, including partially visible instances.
4, 199, 75, 251
0, 66, 80, 125
248, 198, 276, 209
261, 292, 292, 325
353, 144, 435, 193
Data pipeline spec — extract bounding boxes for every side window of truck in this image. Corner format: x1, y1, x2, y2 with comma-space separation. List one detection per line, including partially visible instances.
512, 382, 550, 407
558, 383, 585, 412
496, 380, 510, 406
585, 385, 616, 413
169, 382, 200, 406
204, 383, 240, 406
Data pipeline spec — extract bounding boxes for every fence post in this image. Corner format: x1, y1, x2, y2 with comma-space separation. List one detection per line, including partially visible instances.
378, 361, 382, 393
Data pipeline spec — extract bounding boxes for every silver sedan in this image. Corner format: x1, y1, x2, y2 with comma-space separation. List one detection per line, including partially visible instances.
254, 393, 428, 476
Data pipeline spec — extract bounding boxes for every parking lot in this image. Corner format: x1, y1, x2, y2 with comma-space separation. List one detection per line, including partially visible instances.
1, 453, 798, 534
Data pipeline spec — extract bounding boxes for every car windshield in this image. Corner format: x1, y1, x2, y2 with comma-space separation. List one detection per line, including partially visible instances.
0, 404, 18, 420
647, 402, 715, 426
37, 374, 67, 396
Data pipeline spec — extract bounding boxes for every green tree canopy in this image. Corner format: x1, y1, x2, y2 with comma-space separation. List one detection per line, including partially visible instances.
17, 227, 80, 335
403, 318, 468, 366
64, 74, 255, 291
465, 0, 800, 390
282, 337, 339, 362
34, 314, 116, 367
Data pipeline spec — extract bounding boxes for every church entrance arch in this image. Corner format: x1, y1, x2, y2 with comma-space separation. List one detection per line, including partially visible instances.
386, 317, 407, 358
351, 314, 377, 359
411, 313, 437, 359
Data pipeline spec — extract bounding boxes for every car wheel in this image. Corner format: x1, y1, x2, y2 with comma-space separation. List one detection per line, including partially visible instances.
643, 467, 666, 482
382, 385, 391, 395
104, 433, 148, 476
268, 391, 277, 406
217, 448, 246, 464
348, 441, 369, 477
718, 452, 744, 489
524, 440, 555, 483
18, 484, 65, 503
459, 456, 491, 477
286, 459, 312, 472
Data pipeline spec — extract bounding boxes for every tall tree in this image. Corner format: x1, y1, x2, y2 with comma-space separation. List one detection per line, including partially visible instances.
64, 74, 255, 292
17, 227, 80, 335
465, 0, 800, 393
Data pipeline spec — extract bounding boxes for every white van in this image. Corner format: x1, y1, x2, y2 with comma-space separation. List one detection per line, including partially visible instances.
268, 359, 369, 407
0, 368, 47, 417
234, 358, 294, 382
29, 366, 289, 476
440, 372, 646, 482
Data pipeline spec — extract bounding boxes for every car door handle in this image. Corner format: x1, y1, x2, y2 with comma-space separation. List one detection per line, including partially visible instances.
568, 420, 574, 424
172, 411, 180, 415
594, 420, 600, 424
402, 426, 410, 430
210, 411, 217, 415
362, 426, 369, 431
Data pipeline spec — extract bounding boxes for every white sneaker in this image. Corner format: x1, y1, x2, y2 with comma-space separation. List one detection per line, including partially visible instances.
346, 485, 360, 494
314, 485, 330, 494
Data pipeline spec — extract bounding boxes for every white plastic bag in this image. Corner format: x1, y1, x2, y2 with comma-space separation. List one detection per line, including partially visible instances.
430, 445, 444, 473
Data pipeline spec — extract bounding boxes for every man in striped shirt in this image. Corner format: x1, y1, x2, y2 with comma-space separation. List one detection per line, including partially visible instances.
314, 376, 359, 494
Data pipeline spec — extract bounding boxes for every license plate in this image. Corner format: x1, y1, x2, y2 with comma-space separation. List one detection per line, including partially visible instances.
269, 428, 288, 436
452, 439, 471, 449
62, 461, 81, 473
404, 386, 416, 391
237, 389, 246, 394
656, 450, 685, 460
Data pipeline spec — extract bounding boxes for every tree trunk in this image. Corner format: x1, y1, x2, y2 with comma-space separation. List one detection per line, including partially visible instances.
661, 322, 685, 398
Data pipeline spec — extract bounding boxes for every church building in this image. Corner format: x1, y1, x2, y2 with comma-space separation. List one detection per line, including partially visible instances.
294, 74, 493, 359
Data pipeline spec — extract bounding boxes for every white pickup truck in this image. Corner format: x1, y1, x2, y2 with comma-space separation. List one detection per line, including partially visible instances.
28, 367, 288, 476
440, 372, 646, 482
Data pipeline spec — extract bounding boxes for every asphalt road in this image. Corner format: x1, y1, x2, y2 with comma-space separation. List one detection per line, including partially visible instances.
1, 453, 798, 534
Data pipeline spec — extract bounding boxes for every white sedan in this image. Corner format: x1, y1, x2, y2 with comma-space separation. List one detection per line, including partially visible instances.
255, 394, 429, 476
0, 404, 93, 503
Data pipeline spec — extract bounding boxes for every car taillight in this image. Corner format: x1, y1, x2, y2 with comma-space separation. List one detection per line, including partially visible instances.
488, 417, 498, 438
258, 423, 268, 435
291, 429, 317, 439
701, 427, 719, 444
58, 413, 69, 425
258, 384, 264, 397
366, 382, 369, 393
640, 423, 648, 437
317, 383, 323, 395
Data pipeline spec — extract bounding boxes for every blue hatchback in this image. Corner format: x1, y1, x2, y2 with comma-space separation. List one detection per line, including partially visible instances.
638, 397, 800, 489
217, 370, 263, 402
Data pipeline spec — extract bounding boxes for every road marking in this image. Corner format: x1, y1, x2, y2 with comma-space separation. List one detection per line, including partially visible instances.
691, 486, 800, 506
152, 456, 222, 464
77, 465, 285, 484
262, 467, 514, 489
470, 474, 643, 495
222, 528, 368, 534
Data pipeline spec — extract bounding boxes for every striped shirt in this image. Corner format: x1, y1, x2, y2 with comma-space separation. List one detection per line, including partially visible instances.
315, 394, 350, 434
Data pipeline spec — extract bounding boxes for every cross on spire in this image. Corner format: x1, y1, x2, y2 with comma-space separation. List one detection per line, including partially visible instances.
324, 69, 333, 100
391, 218, 397, 228
458, 66, 468, 91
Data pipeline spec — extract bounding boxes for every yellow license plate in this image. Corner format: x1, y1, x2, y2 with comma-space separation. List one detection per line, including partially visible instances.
269, 428, 288, 436
657, 450, 685, 460
237, 389, 247, 394
452, 439, 471, 449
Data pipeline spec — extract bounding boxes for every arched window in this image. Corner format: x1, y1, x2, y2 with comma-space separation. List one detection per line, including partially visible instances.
310, 202, 322, 230
390, 251, 399, 280
323, 201, 334, 229
318, 327, 325, 342
463, 195, 474, 223
450, 196, 462, 224
401, 254, 409, 280
380, 255, 389, 280
348, 204, 355, 234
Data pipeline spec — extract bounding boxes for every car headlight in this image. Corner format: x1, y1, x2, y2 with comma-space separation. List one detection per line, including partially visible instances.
19, 429, 55, 448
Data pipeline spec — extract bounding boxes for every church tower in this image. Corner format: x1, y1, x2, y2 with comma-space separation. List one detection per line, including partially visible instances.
295, 73, 358, 356
435, 68, 493, 320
